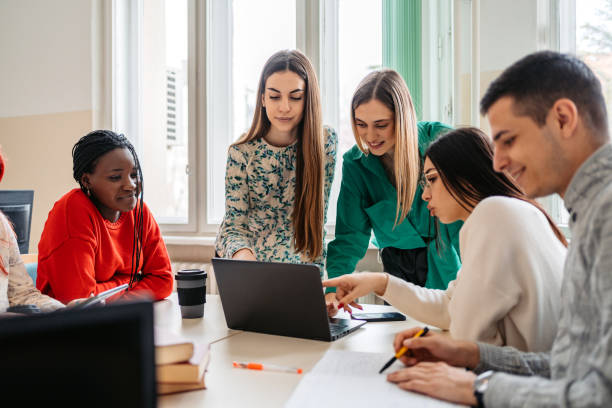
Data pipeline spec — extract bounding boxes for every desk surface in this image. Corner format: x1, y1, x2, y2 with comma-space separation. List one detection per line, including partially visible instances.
154, 293, 240, 346
156, 294, 428, 408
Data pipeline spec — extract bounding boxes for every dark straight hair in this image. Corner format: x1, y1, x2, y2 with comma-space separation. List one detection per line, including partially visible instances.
480, 51, 609, 138
72, 130, 145, 288
425, 127, 567, 247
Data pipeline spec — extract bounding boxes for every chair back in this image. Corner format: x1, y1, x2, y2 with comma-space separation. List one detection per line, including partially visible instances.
20, 253, 38, 283
0, 190, 34, 254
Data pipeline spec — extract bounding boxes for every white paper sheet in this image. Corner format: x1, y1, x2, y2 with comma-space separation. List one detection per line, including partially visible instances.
284, 350, 467, 408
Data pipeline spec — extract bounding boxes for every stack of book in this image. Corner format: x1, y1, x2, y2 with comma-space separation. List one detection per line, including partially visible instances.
155, 329, 211, 395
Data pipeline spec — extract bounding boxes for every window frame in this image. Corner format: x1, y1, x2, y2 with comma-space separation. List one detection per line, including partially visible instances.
106, 0, 483, 239
422, 0, 454, 124
204, 0, 341, 234
545, 0, 574, 237
106, 0, 199, 232
452, 0, 573, 237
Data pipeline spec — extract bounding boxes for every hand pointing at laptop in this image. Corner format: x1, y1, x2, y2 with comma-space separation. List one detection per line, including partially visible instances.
322, 272, 388, 314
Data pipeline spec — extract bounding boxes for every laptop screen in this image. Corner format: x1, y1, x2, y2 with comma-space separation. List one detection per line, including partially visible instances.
0, 301, 156, 407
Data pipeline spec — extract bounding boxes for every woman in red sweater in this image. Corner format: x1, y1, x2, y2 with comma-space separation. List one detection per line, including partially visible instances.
37, 130, 173, 304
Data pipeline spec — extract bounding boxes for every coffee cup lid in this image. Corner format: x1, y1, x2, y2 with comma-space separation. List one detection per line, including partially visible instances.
176, 269, 207, 280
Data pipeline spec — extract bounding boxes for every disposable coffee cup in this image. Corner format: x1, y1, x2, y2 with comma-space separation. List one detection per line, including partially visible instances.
175, 269, 207, 319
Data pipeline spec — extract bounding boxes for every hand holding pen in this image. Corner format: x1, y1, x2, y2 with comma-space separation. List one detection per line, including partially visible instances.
391, 327, 481, 369
379, 327, 429, 373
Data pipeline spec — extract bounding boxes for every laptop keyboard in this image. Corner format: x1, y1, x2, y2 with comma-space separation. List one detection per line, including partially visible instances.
329, 319, 353, 338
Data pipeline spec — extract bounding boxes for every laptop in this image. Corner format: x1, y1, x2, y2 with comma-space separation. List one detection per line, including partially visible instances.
212, 258, 366, 341
0, 301, 156, 407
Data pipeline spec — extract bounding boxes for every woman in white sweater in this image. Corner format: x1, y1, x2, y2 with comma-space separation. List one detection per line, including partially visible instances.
0, 150, 64, 314
323, 127, 567, 352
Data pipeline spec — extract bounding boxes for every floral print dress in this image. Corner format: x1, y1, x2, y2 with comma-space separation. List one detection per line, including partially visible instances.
215, 127, 337, 273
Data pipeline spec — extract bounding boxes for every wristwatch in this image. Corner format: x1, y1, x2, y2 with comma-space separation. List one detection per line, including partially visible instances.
473, 370, 494, 408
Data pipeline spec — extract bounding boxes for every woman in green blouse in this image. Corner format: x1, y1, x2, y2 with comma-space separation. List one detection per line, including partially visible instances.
325, 69, 461, 315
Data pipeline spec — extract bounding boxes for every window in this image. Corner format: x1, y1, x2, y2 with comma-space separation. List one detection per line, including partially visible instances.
336, 0, 382, 155
110, 0, 454, 238
577, 0, 612, 131
140, 0, 190, 224
323, 0, 383, 229
207, 0, 385, 233
113, 0, 192, 227
206, 0, 297, 225
451, 0, 605, 231
323, 0, 451, 231
545, 0, 612, 231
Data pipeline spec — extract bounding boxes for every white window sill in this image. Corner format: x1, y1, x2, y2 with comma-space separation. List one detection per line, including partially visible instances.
163, 235, 216, 246
163, 235, 379, 250
162, 235, 381, 271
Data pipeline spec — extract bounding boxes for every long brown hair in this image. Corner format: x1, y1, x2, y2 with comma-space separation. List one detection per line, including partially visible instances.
425, 127, 568, 246
233, 50, 325, 260
351, 69, 420, 226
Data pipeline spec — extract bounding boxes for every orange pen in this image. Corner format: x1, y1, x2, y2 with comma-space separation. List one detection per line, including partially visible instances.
233, 361, 303, 374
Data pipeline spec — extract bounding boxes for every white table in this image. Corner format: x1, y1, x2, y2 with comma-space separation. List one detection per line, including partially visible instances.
156, 294, 430, 408
154, 293, 240, 346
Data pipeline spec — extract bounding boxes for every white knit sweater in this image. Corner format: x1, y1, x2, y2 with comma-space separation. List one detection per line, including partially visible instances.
0, 212, 64, 312
382, 196, 566, 352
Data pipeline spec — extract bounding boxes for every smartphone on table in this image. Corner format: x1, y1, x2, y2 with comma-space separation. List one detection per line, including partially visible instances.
350, 312, 406, 322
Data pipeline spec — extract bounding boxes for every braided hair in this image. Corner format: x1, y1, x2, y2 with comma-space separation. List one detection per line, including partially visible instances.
72, 130, 144, 288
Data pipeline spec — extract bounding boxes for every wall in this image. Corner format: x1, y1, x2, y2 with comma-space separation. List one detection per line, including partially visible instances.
0, 0, 94, 252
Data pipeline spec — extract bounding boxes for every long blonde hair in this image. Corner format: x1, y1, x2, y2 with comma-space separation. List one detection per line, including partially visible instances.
233, 50, 325, 261
351, 69, 420, 226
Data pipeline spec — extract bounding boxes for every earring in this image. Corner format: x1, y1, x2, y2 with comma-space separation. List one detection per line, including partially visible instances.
86, 187, 91, 197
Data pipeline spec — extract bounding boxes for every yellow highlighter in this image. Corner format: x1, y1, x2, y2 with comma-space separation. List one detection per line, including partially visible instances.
378, 326, 429, 374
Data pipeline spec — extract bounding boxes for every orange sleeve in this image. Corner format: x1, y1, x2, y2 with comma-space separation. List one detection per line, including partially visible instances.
124, 203, 173, 301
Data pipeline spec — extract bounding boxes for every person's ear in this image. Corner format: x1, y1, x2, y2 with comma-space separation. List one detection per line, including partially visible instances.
80, 174, 91, 189
80, 174, 94, 197
261, 93, 266, 108
549, 98, 578, 140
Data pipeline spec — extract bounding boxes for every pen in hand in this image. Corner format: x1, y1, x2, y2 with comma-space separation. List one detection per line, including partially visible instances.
378, 326, 429, 374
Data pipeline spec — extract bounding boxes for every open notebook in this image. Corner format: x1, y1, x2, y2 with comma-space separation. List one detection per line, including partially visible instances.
285, 350, 467, 408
